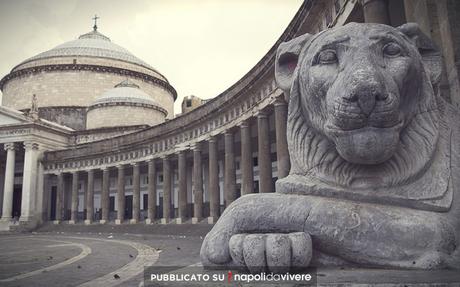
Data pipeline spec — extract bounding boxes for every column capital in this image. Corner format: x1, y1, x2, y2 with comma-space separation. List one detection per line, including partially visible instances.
116, 164, 125, 169
274, 96, 288, 107
192, 142, 202, 151
86, 168, 95, 174
100, 166, 110, 171
238, 119, 251, 129
208, 136, 218, 143
4, 142, 16, 151
257, 110, 270, 119
131, 162, 140, 167
23, 141, 39, 150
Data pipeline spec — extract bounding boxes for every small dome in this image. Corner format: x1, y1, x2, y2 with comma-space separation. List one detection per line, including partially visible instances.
91, 79, 158, 106
14, 29, 162, 77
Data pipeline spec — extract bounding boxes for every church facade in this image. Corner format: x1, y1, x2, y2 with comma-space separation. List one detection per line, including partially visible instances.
0, 0, 459, 231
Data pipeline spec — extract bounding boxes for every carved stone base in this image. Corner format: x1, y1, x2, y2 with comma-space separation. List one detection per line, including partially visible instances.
160, 218, 169, 224
192, 217, 202, 224
129, 219, 138, 224
99, 219, 107, 224
115, 219, 122, 225
68, 220, 76, 224
84, 220, 92, 225
145, 218, 154, 224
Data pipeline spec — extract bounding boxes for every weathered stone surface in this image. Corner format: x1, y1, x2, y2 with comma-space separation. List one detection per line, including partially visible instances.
201, 22, 460, 272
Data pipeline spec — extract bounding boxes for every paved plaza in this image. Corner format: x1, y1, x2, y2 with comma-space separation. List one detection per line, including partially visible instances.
0, 224, 210, 287
1, 224, 460, 287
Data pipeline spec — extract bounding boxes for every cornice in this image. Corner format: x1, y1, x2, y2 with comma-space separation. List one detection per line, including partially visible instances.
0, 63, 177, 100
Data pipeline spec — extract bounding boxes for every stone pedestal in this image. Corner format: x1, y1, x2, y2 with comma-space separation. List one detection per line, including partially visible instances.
115, 219, 122, 225
129, 218, 138, 224
192, 217, 201, 224
207, 216, 217, 224
99, 219, 107, 224
145, 218, 154, 224
160, 218, 169, 224
84, 219, 92, 225
68, 220, 76, 224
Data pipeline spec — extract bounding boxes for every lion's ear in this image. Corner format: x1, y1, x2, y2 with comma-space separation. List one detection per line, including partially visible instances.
397, 23, 442, 87
275, 33, 312, 96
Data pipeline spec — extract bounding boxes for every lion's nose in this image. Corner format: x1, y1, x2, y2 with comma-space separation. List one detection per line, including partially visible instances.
344, 92, 387, 116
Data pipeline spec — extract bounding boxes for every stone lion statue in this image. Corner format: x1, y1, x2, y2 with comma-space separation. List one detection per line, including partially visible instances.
200, 22, 460, 272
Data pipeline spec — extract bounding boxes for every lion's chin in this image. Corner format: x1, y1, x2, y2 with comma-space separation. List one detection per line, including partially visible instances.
327, 123, 403, 165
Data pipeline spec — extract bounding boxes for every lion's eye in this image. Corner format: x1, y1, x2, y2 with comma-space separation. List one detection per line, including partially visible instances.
383, 42, 401, 57
317, 50, 338, 64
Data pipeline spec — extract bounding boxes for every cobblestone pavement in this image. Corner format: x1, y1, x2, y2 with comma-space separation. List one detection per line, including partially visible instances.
0, 223, 211, 287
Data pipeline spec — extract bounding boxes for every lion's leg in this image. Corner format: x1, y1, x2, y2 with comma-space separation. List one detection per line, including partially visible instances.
200, 193, 313, 268
304, 196, 456, 269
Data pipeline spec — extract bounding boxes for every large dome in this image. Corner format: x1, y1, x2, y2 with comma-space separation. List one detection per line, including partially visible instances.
86, 79, 167, 129
0, 26, 176, 130
91, 79, 161, 106
12, 29, 163, 78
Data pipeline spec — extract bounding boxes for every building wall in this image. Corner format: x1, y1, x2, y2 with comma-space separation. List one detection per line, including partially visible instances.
1, 59, 175, 119
86, 105, 166, 129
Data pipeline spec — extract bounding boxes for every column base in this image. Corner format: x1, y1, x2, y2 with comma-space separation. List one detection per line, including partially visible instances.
115, 219, 123, 225
175, 218, 185, 224
53, 220, 61, 225
129, 219, 138, 224
99, 219, 108, 224
207, 217, 217, 224
84, 220, 92, 225
0, 217, 12, 222
160, 218, 170, 224
145, 218, 154, 224
192, 217, 202, 224
68, 220, 76, 224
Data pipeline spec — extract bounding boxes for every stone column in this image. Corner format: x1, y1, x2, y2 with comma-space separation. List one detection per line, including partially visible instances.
258, 111, 273, 193
177, 151, 187, 224
100, 167, 110, 224
161, 157, 171, 224
116, 165, 125, 224
1, 143, 15, 221
361, 0, 390, 25
274, 97, 290, 179
224, 131, 236, 207
69, 171, 79, 224
85, 169, 94, 224
192, 144, 203, 224
20, 141, 39, 223
131, 163, 140, 224
55, 173, 64, 224
240, 121, 254, 195
146, 159, 156, 224
35, 161, 46, 224
208, 137, 219, 224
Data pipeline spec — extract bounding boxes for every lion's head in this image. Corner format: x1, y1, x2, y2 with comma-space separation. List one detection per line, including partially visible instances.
275, 23, 444, 189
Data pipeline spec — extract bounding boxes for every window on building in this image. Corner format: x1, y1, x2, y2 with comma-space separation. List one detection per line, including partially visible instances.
253, 157, 258, 167
73, 59, 77, 64
159, 175, 164, 183
186, 99, 192, 107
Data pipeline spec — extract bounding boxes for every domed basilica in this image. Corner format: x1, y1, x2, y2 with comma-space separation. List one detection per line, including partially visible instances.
0, 0, 458, 231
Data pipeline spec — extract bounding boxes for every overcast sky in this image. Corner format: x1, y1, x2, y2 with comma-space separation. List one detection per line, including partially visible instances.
0, 0, 302, 113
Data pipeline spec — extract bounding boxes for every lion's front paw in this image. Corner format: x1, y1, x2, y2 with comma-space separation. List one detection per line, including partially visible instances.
229, 232, 312, 273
